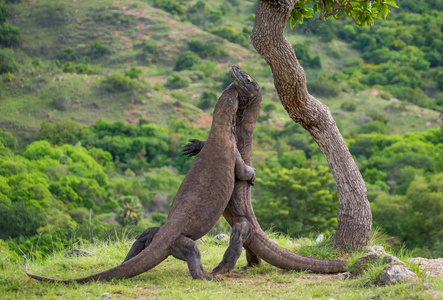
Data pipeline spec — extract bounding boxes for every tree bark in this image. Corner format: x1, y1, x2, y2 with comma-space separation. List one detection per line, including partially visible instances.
251, 0, 372, 249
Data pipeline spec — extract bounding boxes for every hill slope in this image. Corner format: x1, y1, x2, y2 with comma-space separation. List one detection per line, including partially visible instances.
1, 0, 442, 146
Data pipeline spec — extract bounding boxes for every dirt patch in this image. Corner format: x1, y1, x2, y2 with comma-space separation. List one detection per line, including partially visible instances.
126, 108, 148, 124
193, 112, 212, 128
120, 36, 132, 50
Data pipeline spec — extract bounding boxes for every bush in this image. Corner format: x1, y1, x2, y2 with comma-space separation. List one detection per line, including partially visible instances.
198, 90, 218, 110
308, 78, 340, 98
62, 62, 94, 74
53, 96, 71, 111
0, 22, 20, 47
358, 120, 387, 134
40, 2, 72, 26
89, 41, 109, 59
103, 74, 136, 92
340, 101, 357, 112
188, 39, 228, 59
166, 73, 191, 89
139, 39, 159, 64
59, 47, 77, 62
174, 51, 200, 71
152, 0, 186, 15
38, 119, 85, 145
125, 67, 142, 79
210, 26, 248, 46
0, 48, 19, 74
0, 202, 46, 239
0, 1, 6, 23
292, 42, 322, 69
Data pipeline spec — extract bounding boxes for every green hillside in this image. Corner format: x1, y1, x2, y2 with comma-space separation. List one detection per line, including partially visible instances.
1, 0, 442, 145
0, 0, 442, 264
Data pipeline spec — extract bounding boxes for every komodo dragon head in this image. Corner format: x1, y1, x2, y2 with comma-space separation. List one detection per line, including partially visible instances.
229, 65, 261, 108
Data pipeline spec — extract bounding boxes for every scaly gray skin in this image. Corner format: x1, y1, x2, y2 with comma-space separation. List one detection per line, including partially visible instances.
182, 65, 346, 274
25, 83, 256, 283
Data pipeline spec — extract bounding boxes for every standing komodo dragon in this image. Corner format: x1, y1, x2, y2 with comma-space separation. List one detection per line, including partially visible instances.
182, 65, 345, 274
25, 83, 256, 283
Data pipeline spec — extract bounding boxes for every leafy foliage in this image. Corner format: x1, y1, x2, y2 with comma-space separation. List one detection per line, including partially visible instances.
290, 0, 399, 29
0, 48, 19, 74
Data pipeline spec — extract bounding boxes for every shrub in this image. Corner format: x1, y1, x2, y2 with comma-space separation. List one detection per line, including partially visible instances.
139, 39, 159, 64
358, 120, 387, 134
89, 41, 109, 59
0, 129, 17, 151
103, 74, 136, 92
188, 39, 228, 59
0, 1, 7, 24
59, 47, 77, 62
292, 42, 322, 69
0, 202, 46, 239
198, 90, 218, 110
210, 26, 248, 46
0, 48, 19, 74
152, 0, 186, 15
436, 71, 443, 90
53, 96, 71, 111
308, 78, 340, 98
166, 73, 191, 89
0, 22, 20, 47
340, 101, 357, 112
62, 62, 93, 74
40, 2, 72, 26
38, 119, 85, 145
174, 51, 200, 71
125, 67, 142, 79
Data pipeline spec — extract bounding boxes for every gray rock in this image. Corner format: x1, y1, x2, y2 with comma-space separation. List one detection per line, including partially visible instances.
383, 255, 406, 266
338, 272, 351, 280
382, 265, 418, 285
354, 246, 405, 271
213, 234, 229, 243
100, 293, 111, 298
364, 245, 388, 255
64, 249, 94, 258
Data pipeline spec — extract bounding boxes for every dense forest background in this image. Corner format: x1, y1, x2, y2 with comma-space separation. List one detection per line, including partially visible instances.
0, 0, 442, 258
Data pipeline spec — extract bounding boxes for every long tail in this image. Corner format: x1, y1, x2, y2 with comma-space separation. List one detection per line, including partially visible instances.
247, 230, 346, 273
25, 226, 178, 283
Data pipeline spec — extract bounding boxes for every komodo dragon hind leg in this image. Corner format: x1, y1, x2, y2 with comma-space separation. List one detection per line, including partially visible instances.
211, 219, 254, 275
244, 247, 262, 269
123, 227, 160, 263
171, 235, 220, 281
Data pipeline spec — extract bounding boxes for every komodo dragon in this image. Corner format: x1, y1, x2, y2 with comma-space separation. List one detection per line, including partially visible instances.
182, 65, 346, 274
25, 83, 256, 283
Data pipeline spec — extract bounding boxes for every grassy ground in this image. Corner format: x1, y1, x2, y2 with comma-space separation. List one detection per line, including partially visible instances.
1, 233, 442, 299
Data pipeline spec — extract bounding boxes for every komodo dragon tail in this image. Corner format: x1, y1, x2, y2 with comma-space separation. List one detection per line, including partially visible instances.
248, 230, 346, 273
25, 227, 177, 283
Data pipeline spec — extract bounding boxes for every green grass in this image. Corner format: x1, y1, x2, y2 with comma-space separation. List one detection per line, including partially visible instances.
1, 234, 441, 299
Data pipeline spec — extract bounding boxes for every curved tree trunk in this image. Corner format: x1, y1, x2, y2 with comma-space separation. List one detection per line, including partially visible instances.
251, 0, 372, 249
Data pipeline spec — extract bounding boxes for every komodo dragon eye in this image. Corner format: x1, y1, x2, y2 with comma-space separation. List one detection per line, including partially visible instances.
247, 75, 253, 82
